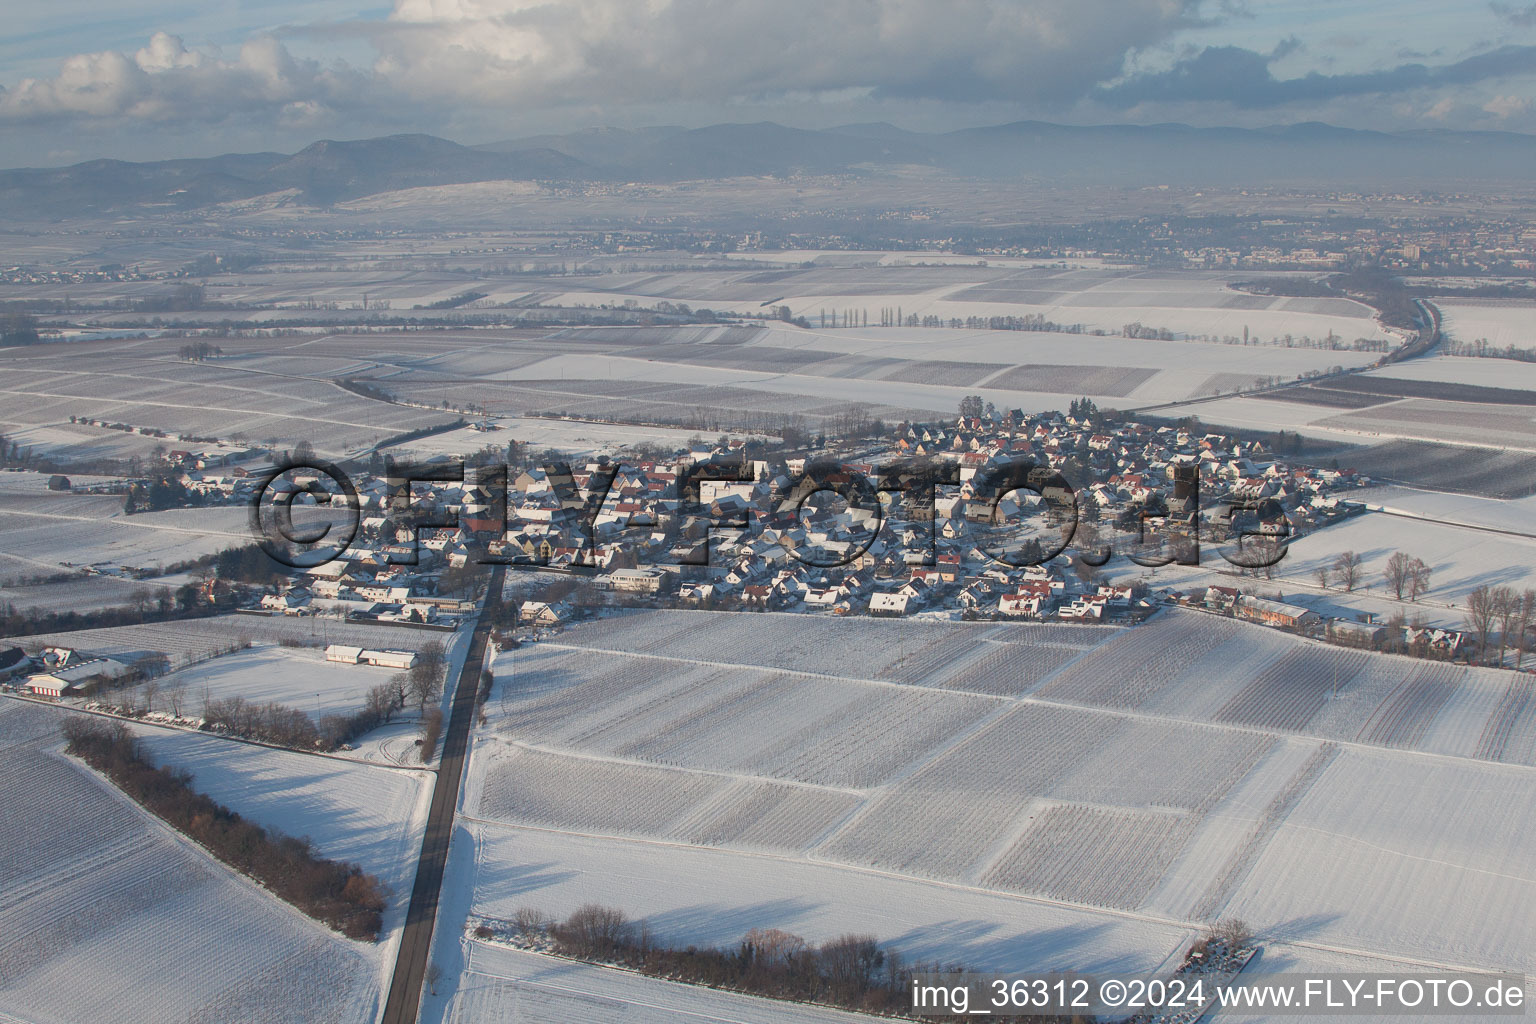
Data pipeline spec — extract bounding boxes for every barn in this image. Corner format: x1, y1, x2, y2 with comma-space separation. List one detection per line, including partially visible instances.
25, 658, 127, 698
324, 645, 418, 669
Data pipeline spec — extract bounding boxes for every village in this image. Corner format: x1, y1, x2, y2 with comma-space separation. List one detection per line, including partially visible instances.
82, 397, 1478, 662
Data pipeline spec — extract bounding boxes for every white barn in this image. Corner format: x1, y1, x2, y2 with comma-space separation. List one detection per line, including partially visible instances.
324, 645, 418, 669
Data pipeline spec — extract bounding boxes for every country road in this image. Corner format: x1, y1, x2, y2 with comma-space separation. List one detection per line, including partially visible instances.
380, 563, 506, 1024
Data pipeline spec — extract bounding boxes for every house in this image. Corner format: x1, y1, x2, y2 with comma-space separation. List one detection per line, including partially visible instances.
324, 645, 418, 669
519, 601, 572, 627
999, 592, 1046, 617
260, 590, 312, 614
1058, 598, 1106, 620
869, 592, 911, 616
1204, 586, 1240, 612
609, 568, 670, 594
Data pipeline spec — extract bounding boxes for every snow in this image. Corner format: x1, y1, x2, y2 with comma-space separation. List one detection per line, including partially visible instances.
0, 700, 384, 1024
488, 326, 1380, 414
1438, 302, 1536, 354
444, 942, 894, 1023
164, 643, 402, 721
1284, 510, 1536, 607
1224, 746, 1536, 973
427, 607, 1536, 1005
460, 821, 1190, 974
383, 416, 771, 457
1359, 484, 1536, 534
130, 724, 433, 970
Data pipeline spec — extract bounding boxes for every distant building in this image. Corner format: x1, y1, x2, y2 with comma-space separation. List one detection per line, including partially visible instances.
46, 475, 71, 491
324, 645, 418, 669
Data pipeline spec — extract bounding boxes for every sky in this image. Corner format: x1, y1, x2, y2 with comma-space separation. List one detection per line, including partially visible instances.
3, 0, 1536, 166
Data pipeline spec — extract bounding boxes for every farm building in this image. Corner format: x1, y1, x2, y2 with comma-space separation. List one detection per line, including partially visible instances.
1235, 596, 1319, 630
46, 475, 71, 491
26, 658, 129, 698
1329, 619, 1386, 649
324, 645, 418, 669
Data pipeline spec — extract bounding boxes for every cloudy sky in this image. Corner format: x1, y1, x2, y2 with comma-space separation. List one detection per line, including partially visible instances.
4, 0, 1536, 166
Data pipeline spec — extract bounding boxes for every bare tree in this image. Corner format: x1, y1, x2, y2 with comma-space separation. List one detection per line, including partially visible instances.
139, 678, 160, 714
164, 678, 187, 718
513, 906, 551, 939
425, 962, 443, 996
1516, 590, 1536, 669
389, 672, 410, 712
1494, 586, 1521, 668
1314, 565, 1330, 589
1407, 557, 1432, 602
408, 661, 442, 712
366, 682, 397, 724
559, 904, 630, 958
1465, 584, 1499, 665
1384, 552, 1411, 599
1333, 550, 1363, 592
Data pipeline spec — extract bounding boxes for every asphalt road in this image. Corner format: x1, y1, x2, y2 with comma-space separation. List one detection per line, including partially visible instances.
381, 564, 506, 1024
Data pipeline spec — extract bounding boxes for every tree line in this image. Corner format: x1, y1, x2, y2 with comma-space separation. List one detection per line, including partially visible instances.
1464, 585, 1536, 668
479, 904, 1082, 1022
62, 717, 387, 940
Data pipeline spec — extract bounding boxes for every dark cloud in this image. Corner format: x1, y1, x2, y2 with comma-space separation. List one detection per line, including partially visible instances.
1491, 3, 1536, 28
1095, 42, 1536, 109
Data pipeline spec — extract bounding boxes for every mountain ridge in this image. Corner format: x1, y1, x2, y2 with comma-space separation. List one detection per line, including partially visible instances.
5, 119, 1535, 217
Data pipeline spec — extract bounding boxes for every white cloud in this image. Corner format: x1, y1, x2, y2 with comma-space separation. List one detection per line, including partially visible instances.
0, 31, 367, 124
373, 0, 1199, 107
1483, 92, 1531, 117
0, 1, 1202, 126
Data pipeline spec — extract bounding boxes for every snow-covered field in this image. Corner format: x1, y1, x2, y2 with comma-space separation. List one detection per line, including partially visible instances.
383, 416, 771, 457
10, 613, 456, 670
1224, 746, 1536, 972
1360, 483, 1536, 533
1283, 510, 1536, 606
0, 700, 387, 1024
431, 608, 1536, 1008
466, 324, 1381, 416
0, 498, 251, 585
1438, 302, 1536, 353
439, 942, 891, 1024
159, 643, 403, 719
